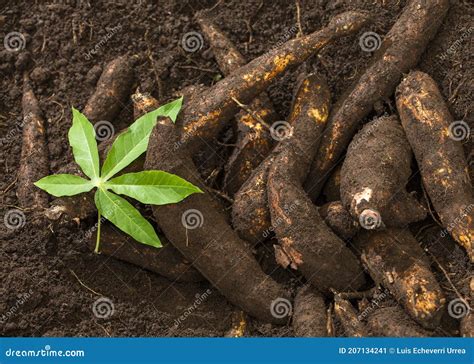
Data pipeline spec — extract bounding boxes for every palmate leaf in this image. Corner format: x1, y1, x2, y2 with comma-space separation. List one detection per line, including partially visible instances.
34, 174, 94, 197
94, 188, 161, 248
100, 97, 183, 181
105, 171, 202, 205
68, 108, 100, 181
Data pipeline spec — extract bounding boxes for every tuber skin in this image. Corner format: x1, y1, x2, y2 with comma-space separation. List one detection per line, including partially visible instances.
196, 14, 277, 196
177, 11, 371, 154
293, 285, 328, 337
304, 0, 450, 200
318, 201, 359, 240
396, 71, 474, 262
334, 295, 370, 337
321, 164, 342, 202
354, 228, 446, 329
340, 115, 426, 229
145, 117, 290, 324
90, 224, 203, 283
266, 74, 365, 292
17, 74, 49, 210
82, 55, 134, 125
367, 306, 433, 337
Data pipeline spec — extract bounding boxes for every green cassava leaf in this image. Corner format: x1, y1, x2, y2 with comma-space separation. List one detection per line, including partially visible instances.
100, 97, 183, 181
94, 188, 161, 248
34, 174, 94, 197
68, 108, 100, 181
105, 170, 202, 205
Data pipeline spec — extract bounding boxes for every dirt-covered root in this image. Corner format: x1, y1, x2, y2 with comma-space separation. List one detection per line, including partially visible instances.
354, 229, 446, 329
304, 0, 450, 200
196, 14, 277, 196
232, 155, 274, 244
322, 164, 342, 202
367, 306, 433, 337
145, 117, 290, 324
224, 311, 251, 337
340, 115, 426, 229
396, 71, 474, 262
334, 296, 370, 337
293, 285, 328, 337
131, 89, 161, 120
461, 311, 474, 337
89, 224, 203, 283
319, 201, 359, 240
17, 74, 49, 210
267, 74, 366, 292
177, 11, 371, 154
82, 55, 135, 124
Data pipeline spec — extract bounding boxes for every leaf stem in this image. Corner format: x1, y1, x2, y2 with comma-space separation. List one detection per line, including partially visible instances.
95, 211, 102, 254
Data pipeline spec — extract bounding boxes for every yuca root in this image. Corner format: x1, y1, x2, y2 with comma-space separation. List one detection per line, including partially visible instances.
318, 201, 359, 240
293, 285, 328, 337
17, 74, 49, 210
354, 228, 446, 329
145, 117, 290, 324
396, 71, 474, 261
196, 14, 277, 195
224, 311, 250, 337
177, 11, 371, 154
322, 164, 342, 202
304, 0, 450, 200
90, 224, 203, 282
340, 115, 426, 229
334, 295, 369, 337
82, 55, 135, 124
267, 74, 365, 291
367, 306, 433, 337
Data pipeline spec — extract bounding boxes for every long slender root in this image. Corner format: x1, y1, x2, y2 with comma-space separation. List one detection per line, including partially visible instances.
17, 73, 49, 210
304, 0, 450, 200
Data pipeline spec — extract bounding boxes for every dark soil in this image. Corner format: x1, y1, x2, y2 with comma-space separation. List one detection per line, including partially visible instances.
0, 0, 472, 337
